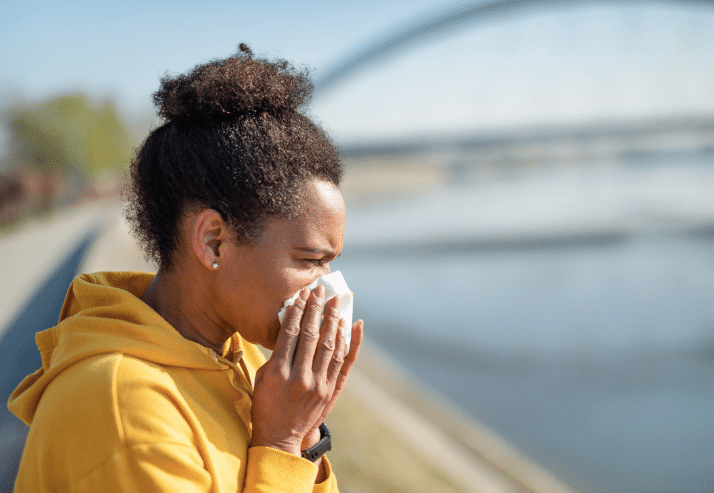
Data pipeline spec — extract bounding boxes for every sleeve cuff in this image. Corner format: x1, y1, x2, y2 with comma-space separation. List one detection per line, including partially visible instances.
313, 456, 338, 493
245, 446, 318, 493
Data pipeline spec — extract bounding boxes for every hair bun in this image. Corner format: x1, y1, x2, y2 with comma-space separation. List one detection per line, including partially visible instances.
153, 44, 313, 122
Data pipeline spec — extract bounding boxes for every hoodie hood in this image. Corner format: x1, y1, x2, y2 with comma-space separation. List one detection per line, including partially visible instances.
8, 271, 232, 425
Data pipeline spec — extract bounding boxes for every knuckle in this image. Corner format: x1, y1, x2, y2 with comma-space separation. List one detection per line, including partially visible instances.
322, 308, 340, 327
278, 366, 292, 380
332, 351, 345, 365
266, 363, 287, 380
320, 338, 336, 352
288, 375, 311, 393
282, 324, 300, 338
301, 325, 320, 342
315, 381, 330, 400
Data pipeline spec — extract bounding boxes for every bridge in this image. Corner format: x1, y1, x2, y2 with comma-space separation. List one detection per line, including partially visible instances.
313, 0, 714, 95
341, 115, 714, 176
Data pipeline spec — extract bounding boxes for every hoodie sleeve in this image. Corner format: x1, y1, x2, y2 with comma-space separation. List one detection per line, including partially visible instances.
72, 442, 214, 491
69, 445, 339, 492
62, 445, 340, 493
67, 353, 338, 493
245, 447, 338, 493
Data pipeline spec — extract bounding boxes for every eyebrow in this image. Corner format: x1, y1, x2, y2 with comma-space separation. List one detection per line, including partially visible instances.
295, 247, 340, 258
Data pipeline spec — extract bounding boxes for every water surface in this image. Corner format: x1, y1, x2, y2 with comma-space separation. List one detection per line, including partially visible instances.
335, 233, 714, 492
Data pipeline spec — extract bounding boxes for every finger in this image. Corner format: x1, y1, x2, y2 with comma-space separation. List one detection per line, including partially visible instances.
270, 287, 309, 365
292, 285, 325, 370
312, 296, 340, 376
333, 320, 363, 394
325, 317, 346, 387
316, 320, 358, 425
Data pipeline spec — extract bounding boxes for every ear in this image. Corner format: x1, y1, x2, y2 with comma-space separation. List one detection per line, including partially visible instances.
191, 209, 229, 270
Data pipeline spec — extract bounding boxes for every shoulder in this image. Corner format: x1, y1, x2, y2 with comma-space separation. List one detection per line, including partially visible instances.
23, 353, 128, 485
23, 353, 214, 492
39, 353, 193, 448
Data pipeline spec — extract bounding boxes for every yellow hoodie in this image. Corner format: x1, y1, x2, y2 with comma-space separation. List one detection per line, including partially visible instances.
8, 272, 338, 493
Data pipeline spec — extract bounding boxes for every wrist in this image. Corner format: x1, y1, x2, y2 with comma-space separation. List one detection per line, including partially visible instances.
301, 426, 321, 451
251, 435, 302, 457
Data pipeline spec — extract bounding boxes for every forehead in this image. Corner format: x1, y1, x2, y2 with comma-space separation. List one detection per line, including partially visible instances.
262, 179, 346, 248
299, 179, 345, 219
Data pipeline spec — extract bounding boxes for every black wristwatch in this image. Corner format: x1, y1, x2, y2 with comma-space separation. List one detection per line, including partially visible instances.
301, 423, 331, 462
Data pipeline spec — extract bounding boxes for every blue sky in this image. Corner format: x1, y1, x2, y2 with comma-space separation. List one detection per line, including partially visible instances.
2, 0, 714, 144
0, 0, 447, 106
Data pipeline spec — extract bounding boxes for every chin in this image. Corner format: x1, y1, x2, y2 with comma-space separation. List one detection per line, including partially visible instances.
242, 318, 281, 351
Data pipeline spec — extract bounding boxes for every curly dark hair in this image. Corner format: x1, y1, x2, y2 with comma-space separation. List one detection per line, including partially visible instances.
125, 44, 343, 268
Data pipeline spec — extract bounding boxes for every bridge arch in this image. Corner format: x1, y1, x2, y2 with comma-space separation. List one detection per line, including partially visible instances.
314, 0, 713, 94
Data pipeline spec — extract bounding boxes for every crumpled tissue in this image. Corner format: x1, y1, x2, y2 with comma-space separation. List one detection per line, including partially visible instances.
277, 270, 352, 352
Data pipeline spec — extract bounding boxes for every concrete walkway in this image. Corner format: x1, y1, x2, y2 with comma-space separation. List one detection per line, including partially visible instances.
0, 203, 113, 334
0, 203, 112, 490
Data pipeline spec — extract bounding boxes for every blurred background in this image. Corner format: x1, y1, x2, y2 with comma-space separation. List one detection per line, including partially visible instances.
1, 1, 714, 492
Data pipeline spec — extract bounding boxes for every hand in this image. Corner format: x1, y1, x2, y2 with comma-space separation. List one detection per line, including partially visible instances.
250, 285, 363, 457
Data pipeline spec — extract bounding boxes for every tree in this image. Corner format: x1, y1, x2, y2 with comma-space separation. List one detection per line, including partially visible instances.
4, 94, 133, 178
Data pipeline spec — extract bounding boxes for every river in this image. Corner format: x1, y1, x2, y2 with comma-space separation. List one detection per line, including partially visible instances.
334, 161, 714, 492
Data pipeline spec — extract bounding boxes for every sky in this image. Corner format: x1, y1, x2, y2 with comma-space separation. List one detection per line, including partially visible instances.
2, 0, 714, 145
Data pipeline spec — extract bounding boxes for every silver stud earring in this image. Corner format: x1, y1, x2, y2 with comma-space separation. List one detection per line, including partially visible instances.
212, 262, 218, 269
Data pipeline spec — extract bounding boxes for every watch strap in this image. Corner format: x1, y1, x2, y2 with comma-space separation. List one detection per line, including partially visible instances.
301, 423, 331, 462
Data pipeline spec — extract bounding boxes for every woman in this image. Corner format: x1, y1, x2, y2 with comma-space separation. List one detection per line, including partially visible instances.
8, 44, 363, 492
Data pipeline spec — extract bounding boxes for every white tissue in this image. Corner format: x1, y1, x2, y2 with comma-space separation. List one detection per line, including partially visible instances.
277, 271, 352, 352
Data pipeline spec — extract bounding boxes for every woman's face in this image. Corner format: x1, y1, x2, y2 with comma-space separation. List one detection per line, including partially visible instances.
214, 178, 346, 349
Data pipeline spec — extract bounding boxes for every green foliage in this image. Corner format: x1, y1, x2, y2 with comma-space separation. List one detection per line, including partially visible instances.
4, 94, 133, 176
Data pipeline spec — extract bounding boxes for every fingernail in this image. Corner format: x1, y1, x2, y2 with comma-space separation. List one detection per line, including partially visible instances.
299, 287, 309, 301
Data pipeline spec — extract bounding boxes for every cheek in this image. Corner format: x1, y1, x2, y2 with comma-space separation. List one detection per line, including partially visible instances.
269, 268, 323, 319
294, 269, 319, 289
283, 271, 314, 302
268, 268, 311, 308
262, 265, 325, 319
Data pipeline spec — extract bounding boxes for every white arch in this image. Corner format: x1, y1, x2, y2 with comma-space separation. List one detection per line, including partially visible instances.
314, 0, 713, 93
